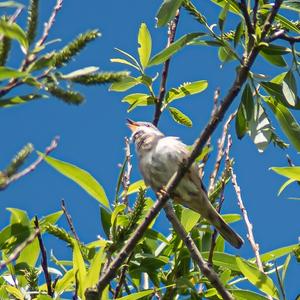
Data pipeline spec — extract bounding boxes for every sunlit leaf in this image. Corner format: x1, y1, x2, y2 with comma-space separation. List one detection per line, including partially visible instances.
0, 94, 45, 108
218, 46, 236, 62
4, 285, 23, 300
0, 19, 28, 51
156, 0, 183, 27
121, 179, 147, 196
222, 214, 241, 224
275, 13, 300, 33
168, 106, 192, 127
180, 208, 200, 232
165, 80, 208, 103
282, 254, 291, 284
0, 67, 27, 80
109, 76, 139, 92
277, 178, 295, 195
230, 289, 269, 300
73, 241, 86, 298
138, 23, 152, 69
218, 2, 229, 31
148, 33, 202, 66
39, 154, 110, 208
211, 0, 241, 14
122, 93, 156, 112
110, 58, 140, 71
236, 257, 280, 299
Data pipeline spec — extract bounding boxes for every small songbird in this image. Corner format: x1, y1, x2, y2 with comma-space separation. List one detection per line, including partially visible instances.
127, 119, 244, 249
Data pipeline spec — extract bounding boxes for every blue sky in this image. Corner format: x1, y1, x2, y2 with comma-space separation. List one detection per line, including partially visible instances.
1, 0, 299, 297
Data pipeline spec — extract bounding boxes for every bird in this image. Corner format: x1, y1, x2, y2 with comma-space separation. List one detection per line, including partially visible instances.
127, 119, 244, 249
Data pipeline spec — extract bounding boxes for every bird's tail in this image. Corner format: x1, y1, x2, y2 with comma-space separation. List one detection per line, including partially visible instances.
185, 197, 244, 249
212, 213, 244, 249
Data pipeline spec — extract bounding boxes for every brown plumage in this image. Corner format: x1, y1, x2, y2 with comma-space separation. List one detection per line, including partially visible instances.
127, 120, 244, 249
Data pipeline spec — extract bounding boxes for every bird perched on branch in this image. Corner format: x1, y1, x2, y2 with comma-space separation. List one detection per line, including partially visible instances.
127, 119, 243, 249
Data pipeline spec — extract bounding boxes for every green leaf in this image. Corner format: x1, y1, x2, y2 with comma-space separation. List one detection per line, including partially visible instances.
0, 67, 27, 80
282, 70, 298, 107
211, 0, 241, 14
39, 153, 110, 208
261, 44, 292, 56
27, 52, 55, 72
110, 58, 140, 71
222, 214, 241, 224
0, 94, 45, 108
156, 0, 183, 27
0, 2, 24, 8
230, 289, 269, 300
264, 97, 300, 151
60, 66, 99, 79
138, 23, 152, 69
218, 2, 230, 31
218, 46, 235, 62
277, 178, 295, 195
168, 106, 192, 127
202, 251, 241, 271
109, 76, 139, 92
256, 243, 298, 263
234, 21, 244, 48
7, 208, 29, 225
121, 179, 147, 196
282, 254, 291, 284
0, 19, 28, 51
248, 103, 272, 152
73, 241, 86, 298
100, 207, 111, 238
148, 33, 202, 66
16, 238, 39, 267
165, 80, 208, 103
270, 166, 300, 181
114, 47, 141, 70
236, 83, 254, 139
275, 14, 300, 33
260, 51, 287, 67
4, 285, 23, 300
122, 93, 156, 112
84, 248, 105, 290
180, 208, 200, 232
236, 257, 280, 299
116, 289, 154, 300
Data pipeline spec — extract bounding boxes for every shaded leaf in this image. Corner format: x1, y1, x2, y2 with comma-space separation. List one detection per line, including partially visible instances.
149, 33, 202, 66
0, 94, 45, 108
0, 67, 27, 80
156, 0, 183, 27
260, 51, 287, 67
168, 106, 192, 127
218, 46, 236, 62
39, 154, 110, 208
218, 2, 229, 31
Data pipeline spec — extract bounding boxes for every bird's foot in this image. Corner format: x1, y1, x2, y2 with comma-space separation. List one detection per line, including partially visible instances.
156, 187, 169, 199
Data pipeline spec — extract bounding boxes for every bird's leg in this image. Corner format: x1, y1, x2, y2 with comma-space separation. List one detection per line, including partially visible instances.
156, 187, 169, 199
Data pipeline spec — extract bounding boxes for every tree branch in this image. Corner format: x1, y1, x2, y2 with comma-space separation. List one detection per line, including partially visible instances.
6, 136, 59, 187
240, 0, 254, 35
164, 203, 233, 300
153, 10, 180, 126
61, 199, 80, 242
34, 217, 53, 297
95, 1, 284, 295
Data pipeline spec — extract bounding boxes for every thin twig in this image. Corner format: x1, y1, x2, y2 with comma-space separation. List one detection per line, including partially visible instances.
208, 111, 236, 194
7, 136, 59, 186
227, 135, 272, 300
95, 1, 284, 295
61, 199, 80, 242
252, 0, 259, 28
208, 135, 232, 264
0, 229, 39, 269
121, 137, 132, 207
153, 10, 180, 126
199, 88, 220, 179
36, 0, 63, 47
164, 203, 233, 300
266, 30, 300, 43
34, 217, 53, 297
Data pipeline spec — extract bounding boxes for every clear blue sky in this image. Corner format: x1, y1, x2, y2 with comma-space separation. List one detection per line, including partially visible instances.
1, 0, 299, 297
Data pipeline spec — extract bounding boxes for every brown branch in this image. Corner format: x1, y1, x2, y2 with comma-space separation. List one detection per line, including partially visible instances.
164, 203, 233, 300
6, 136, 59, 186
153, 10, 180, 126
36, 0, 63, 47
252, 0, 259, 28
0, 228, 39, 269
34, 217, 53, 297
121, 137, 132, 207
199, 88, 220, 179
208, 111, 236, 194
95, 1, 284, 295
240, 0, 254, 35
266, 29, 300, 43
61, 199, 80, 242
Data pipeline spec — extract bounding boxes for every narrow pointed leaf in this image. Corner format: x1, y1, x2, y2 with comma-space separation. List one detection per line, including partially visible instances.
109, 76, 139, 92
110, 58, 140, 71
121, 179, 147, 196
0, 67, 27, 80
138, 23, 152, 69
230, 289, 269, 300
148, 33, 201, 66
73, 241, 86, 298
236, 257, 279, 299
278, 178, 295, 195
39, 153, 110, 208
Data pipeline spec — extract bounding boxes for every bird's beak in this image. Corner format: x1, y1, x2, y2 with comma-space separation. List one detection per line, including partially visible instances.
127, 118, 139, 132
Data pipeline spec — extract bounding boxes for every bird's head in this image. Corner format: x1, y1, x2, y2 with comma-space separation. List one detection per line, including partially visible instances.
127, 119, 164, 153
